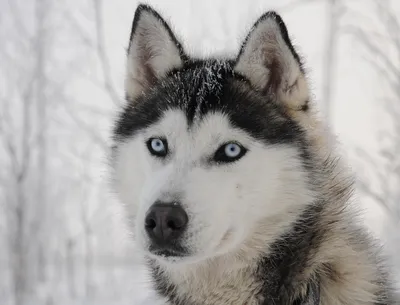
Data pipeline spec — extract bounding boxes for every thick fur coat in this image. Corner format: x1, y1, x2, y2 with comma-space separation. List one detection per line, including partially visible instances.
110, 4, 398, 305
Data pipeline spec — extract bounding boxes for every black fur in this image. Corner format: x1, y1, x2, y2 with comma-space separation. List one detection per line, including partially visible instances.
255, 201, 326, 305
114, 59, 306, 146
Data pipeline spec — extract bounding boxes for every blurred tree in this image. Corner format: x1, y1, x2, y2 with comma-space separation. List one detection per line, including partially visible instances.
0, 0, 118, 303
284, 0, 345, 123
323, 0, 340, 123
347, 0, 400, 286
0, 0, 51, 303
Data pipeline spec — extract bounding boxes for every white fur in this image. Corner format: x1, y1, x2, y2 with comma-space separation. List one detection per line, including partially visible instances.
113, 109, 313, 267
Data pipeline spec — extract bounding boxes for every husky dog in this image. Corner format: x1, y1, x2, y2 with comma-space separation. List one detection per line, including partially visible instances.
110, 4, 397, 305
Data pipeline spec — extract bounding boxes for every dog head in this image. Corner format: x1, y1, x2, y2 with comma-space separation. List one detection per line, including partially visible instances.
111, 4, 314, 265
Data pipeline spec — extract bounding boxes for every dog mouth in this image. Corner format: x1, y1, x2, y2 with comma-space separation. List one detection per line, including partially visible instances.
148, 244, 189, 258
148, 229, 234, 259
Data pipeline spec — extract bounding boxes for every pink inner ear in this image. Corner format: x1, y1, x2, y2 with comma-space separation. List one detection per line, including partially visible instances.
135, 40, 158, 86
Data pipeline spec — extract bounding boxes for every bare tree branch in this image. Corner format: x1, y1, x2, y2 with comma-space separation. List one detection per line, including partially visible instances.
356, 179, 392, 215
280, 0, 319, 12
92, 0, 122, 106
60, 101, 109, 151
376, 0, 400, 56
344, 26, 400, 80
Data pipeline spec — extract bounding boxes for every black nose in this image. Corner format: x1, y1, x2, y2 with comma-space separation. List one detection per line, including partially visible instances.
145, 202, 188, 244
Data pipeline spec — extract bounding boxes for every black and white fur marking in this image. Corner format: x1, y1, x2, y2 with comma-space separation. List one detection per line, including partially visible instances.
110, 4, 398, 305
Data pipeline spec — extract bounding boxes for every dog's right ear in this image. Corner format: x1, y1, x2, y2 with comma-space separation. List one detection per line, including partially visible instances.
125, 4, 186, 100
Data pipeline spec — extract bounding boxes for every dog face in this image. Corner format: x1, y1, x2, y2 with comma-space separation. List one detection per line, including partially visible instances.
111, 5, 312, 265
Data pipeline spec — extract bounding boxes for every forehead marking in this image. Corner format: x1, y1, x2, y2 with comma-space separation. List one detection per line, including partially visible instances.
114, 59, 303, 146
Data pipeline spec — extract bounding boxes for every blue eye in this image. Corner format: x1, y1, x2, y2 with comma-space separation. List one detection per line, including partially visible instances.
147, 138, 168, 157
151, 139, 164, 152
213, 142, 247, 163
224, 143, 241, 158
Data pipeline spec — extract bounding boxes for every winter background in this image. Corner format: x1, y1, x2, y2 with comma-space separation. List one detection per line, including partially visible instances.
1, 0, 400, 304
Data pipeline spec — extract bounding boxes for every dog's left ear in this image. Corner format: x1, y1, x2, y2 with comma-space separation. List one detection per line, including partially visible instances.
235, 12, 309, 111
125, 4, 186, 100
